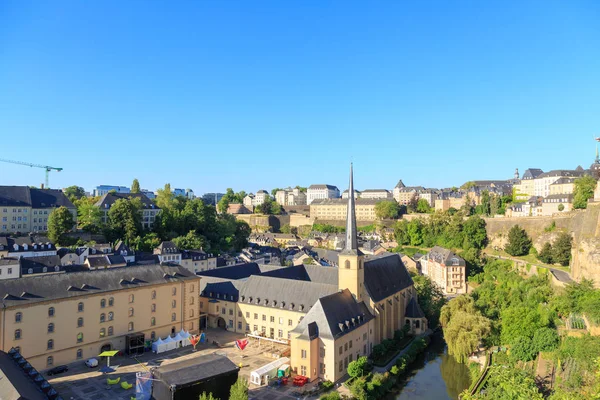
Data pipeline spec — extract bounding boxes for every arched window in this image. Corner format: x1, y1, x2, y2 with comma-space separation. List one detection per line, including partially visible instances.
129, 294, 134, 303
14, 329, 21, 340
151, 303, 156, 312
77, 302, 84, 312
77, 332, 83, 343
108, 326, 113, 336
150, 331, 156, 340
99, 328, 106, 337
151, 290, 156, 299
108, 297, 114, 306
47, 339, 53, 350
151, 317, 156, 326
171, 313, 176, 322
76, 349, 83, 359
100, 299, 106, 308
100, 314, 106, 323
48, 323, 54, 333
77, 317, 84, 327
172, 287, 176, 296
128, 322, 134, 332
172, 300, 176, 308
42, 267, 47, 273
128, 308, 134, 317
15, 312, 22, 323
345, 260, 351, 269
190, 284, 194, 292
190, 296, 194, 305
108, 312, 114, 321
47, 356, 53, 366
48, 307, 55, 317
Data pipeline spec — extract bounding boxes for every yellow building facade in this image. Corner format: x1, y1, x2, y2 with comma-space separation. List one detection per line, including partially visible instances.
0, 264, 200, 370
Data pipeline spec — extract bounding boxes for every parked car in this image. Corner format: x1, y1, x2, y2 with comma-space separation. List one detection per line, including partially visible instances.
47, 365, 68, 375
85, 358, 99, 368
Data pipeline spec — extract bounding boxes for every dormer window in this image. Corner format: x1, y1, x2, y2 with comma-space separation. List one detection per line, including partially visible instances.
23, 244, 28, 250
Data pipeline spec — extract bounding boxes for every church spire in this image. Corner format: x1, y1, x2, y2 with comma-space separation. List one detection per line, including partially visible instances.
344, 163, 358, 252
596, 144, 599, 163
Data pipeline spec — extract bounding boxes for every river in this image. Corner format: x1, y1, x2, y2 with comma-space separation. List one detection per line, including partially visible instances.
391, 333, 471, 400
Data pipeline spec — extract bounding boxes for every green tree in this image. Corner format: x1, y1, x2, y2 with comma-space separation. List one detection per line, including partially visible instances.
63, 185, 86, 202
131, 179, 140, 193
156, 183, 173, 209
412, 274, 447, 328
347, 356, 368, 378
407, 194, 419, 213
270, 188, 282, 196
255, 198, 281, 215
133, 232, 161, 252
75, 198, 102, 233
47, 206, 75, 244
441, 295, 492, 363
374, 200, 400, 219
199, 393, 218, 400
173, 230, 206, 250
509, 336, 537, 362
407, 219, 424, 246
462, 215, 488, 250
416, 198, 432, 213
573, 175, 597, 209
552, 232, 572, 267
538, 242, 554, 264
295, 186, 307, 193
558, 203, 565, 212
505, 225, 532, 256
500, 306, 548, 345
229, 377, 248, 400
107, 197, 142, 244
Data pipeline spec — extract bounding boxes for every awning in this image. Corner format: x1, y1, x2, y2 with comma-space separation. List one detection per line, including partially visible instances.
98, 350, 119, 357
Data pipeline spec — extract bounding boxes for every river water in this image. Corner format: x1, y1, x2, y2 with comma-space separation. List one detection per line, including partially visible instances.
391, 333, 471, 400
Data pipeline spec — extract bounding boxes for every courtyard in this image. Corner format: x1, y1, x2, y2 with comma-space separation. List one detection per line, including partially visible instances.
46, 328, 322, 400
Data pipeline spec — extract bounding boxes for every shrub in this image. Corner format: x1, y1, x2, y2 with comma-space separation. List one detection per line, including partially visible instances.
532, 327, 559, 353
505, 225, 532, 256
509, 336, 537, 362
319, 390, 340, 400
538, 242, 554, 264
347, 357, 368, 378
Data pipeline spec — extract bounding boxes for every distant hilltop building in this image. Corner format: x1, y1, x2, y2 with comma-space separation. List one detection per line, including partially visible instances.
307, 184, 340, 205
275, 188, 307, 206
173, 188, 195, 199
93, 185, 130, 197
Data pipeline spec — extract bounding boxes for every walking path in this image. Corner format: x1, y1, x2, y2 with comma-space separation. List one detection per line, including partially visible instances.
484, 253, 573, 283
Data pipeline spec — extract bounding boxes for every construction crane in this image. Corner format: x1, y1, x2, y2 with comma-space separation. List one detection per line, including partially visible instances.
0, 158, 63, 188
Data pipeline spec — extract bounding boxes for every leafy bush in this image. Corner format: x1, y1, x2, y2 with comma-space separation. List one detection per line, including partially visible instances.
505, 225, 532, 256
538, 242, 554, 264
347, 357, 368, 378
509, 336, 537, 362
319, 392, 341, 400
532, 327, 559, 353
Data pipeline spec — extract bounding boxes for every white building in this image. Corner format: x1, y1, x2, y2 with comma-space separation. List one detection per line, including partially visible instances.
93, 185, 130, 197
359, 189, 392, 200
307, 184, 340, 205
253, 190, 270, 206
0, 258, 20, 280
287, 188, 307, 205
533, 170, 584, 198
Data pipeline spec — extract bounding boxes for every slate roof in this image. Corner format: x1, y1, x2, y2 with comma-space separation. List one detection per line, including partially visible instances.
29, 189, 75, 209
0, 264, 197, 307
181, 250, 210, 261
0, 186, 32, 207
537, 169, 585, 179
56, 247, 74, 258
543, 194, 573, 202
405, 297, 426, 318
291, 289, 374, 340
0, 349, 58, 400
361, 189, 391, 193
522, 168, 544, 180
153, 353, 238, 386
196, 262, 264, 280
550, 177, 575, 185
363, 253, 414, 302
238, 275, 337, 313
155, 241, 180, 255
94, 192, 158, 210
20, 255, 61, 272
2, 237, 56, 253
0, 257, 19, 266
394, 180, 406, 189
426, 246, 466, 267
308, 184, 339, 190
114, 240, 132, 254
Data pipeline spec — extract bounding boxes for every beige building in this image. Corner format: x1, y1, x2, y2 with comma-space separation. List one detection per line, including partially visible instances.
359, 189, 392, 200
420, 247, 466, 295
434, 196, 466, 212
310, 198, 377, 221
549, 177, 575, 195
533, 170, 584, 198
0, 186, 76, 234
541, 194, 573, 216
513, 168, 544, 201
0, 264, 200, 370
154, 241, 217, 274
199, 165, 427, 383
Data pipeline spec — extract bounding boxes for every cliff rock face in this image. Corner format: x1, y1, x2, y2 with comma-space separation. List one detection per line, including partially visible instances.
484, 203, 600, 287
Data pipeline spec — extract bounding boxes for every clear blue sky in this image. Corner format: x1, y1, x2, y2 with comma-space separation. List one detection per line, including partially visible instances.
1, 1, 599, 194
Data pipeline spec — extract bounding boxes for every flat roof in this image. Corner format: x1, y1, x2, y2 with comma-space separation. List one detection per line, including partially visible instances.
153, 353, 238, 387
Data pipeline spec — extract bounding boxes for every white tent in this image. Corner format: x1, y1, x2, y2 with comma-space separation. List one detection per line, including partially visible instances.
152, 337, 168, 353
250, 357, 290, 386
162, 335, 177, 352
178, 329, 190, 338
172, 332, 188, 348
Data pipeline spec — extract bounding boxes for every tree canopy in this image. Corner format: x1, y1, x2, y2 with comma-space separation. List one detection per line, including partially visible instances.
131, 179, 140, 193
573, 175, 597, 209
374, 200, 400, 219
47, 206, 75, 244
504, 225, 532, 256
63, 186, 86, 202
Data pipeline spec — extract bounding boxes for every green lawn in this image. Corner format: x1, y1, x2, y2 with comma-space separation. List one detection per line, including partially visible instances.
484, 247, 571, 273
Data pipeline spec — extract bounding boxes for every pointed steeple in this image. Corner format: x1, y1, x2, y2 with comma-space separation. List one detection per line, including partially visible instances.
596, 144, 599, 163
344, 163, 358, 253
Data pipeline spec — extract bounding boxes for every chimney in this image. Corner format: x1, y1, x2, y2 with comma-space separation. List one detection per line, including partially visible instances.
40, 183, 44, 189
